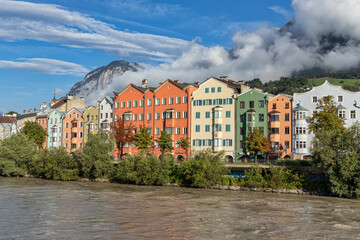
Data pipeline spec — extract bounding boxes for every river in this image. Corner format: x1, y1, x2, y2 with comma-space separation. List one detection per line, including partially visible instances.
0, 177, 359, 239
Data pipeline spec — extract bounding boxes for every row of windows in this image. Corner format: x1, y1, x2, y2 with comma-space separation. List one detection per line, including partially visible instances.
295, 110, 357, 120
62, 143, 82, 149
312, 95, 343, 103
122, 111, 188, 121
116, 96, 188, 108
100, 112, 113, 119
64, 122, 83, 128
64, 132, 83, 139
270, 141, 290, 149
204, 87, 222, 93
240, 127, 265, 135
193, 98, 233, 106
295, 141, 307, 149
269, 127, 290, 135
240, 100, 265, 109
271, 103, 290, 109
86, 115, 98, 121
193, 139, 233, 147
195, 124, 231, 133
195, 110, 231, 119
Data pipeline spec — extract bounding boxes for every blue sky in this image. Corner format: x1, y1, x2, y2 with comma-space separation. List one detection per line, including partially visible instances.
0, 0, 293, 113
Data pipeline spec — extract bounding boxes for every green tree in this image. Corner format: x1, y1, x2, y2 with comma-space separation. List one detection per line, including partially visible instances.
21, 121, 47, 149
156, 130, 173, 155
112, 118, 134, 159
75, 129, 114, 179
311, 124, 360, 198
179, 137, 190, 159
307, 95, 346, 135
0, 133, 37, 176
133, 125, 153, 151
244, 127, 270, 161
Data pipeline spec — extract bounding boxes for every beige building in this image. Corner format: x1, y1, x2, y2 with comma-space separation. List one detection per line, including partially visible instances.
191, 77, 249, 162
84, 105, 99, 142
51, 94, 86, 112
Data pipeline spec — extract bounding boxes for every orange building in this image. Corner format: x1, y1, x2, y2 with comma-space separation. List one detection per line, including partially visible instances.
114, 79, 197, 159
62, 108, 84, 153
267, 94, 292, 160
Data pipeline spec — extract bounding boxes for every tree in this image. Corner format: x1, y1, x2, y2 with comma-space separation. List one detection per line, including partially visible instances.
307, 95, 346, 135
244, 127, 270, 162
156, 130, 173, 155
21, 121, 47, 149
133, 125, 153, 151
179, 137, 190, 159
311, 124, 360, 197
75, 129, 114, 179
111, 118, 135, 159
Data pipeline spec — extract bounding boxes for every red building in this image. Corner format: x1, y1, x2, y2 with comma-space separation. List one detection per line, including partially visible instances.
114, 79, 197, 159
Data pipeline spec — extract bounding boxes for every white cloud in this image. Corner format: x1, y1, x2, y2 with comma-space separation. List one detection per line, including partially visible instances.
0, 0, 191, 60
268, 6, 292, 20
0, 58, 89, 76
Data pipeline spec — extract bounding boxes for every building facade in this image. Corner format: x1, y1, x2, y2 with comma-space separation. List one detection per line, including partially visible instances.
191, 77, 249, 162
293, 80, 360, 159
98, 96, 114, 133
84, 106, 99, 142
236, 89, 270, 162
62, 108, 84, 153
267, 94, 292, 159
47, 110, 64, 148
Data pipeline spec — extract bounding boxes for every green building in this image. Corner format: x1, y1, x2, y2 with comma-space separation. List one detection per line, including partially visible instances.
236, 89, 270, 162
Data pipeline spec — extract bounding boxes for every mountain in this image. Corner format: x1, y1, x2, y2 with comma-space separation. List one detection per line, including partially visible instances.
69, 60, 140, 97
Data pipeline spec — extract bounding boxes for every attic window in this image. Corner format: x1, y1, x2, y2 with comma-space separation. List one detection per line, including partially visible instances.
168, 86, 171, 89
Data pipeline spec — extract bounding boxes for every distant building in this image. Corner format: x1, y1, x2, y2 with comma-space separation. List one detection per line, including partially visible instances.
0, 116, 17, 140
62, 108, 84, 153
84, 105, 99, 142
98, 96, 114, 134
47, 110, 64, 149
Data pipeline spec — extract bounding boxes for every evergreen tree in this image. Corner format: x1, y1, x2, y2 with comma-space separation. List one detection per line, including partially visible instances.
21, 121, 47, 149
244, 127, 270, 161
133, 125, 153, 151
307, 95, 346, 135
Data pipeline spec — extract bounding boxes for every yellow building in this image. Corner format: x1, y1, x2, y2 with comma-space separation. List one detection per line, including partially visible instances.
84, 105, 99, 142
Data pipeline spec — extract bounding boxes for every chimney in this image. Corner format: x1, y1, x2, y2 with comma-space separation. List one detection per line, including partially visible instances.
23, 110, 26, 114
67, 94, 74, 100
159, 82, 163, 85
142, 79, 148, 88
194, 82, 199, 85
220, 76, 229, 81
174, 80, 179, 83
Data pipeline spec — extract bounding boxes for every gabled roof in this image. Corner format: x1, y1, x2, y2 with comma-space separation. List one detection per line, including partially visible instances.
337, 103, 346, 110
211, 77, 247, 94
65, 107, 85, 117
295, 80, 360, 96
293, 103, 308, 111
154, 79, 197, 92
0, 116, 16, 123
50, 97, 66, 109
104, 96, 114, 105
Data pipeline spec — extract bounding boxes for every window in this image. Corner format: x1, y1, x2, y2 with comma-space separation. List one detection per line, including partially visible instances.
225, 124, 231, 132
121, 101, 125, 108
139, 114, 144, 121
259, 114, 264, 122
214, 138, 222, 147
165, 127, 174, 135
193, 139, 202, 147
312, 96, 317, 103
240, 115, 245, 122
72, 122, 77, 128
285, 103, 289, 109
211, 87, 215, 93
147, 99, 152, 106
165, 111, 173, 119
205, 125, 210, 132
183, 111, 188, 119
204, 99, 212, 105
205, 88, 209, 93
195, 125, 200, 132
196, 112, 200, 119
295, 127, 306, 135
183, 127, 188, 135
224, 98, 233, 105
285, 114, 290, 121
65, 132, 68, 138
338, 110, 345, 118
249, 101, 254, 108
162, 97, 167, 105
247, 114, 254, 122
193, 100, 202, 106
155, 128, 159, 135
214, 110, 222, 118
240, 101, 245, 109
147, 113, 151, 120
183, 96, 188, 103
71, 132, 77, 138
295, 111, 306, 120
223, 139, 232, 146
155, 98, 160, 105
71, 144, 77, 149
205, 111, 210, 118
285, 141, 290, 149
115, 102, 119, 109
296, 141, 306, 149
123, 113, 132, 121
214, 124, 222, 132
176, 127, 181, 135
127, 101, 131, 108
226, 111, 231, 118
155, 112, 160, 120
147, 127, 152, 134
217, 87, 221, 92
133, 100, 138, 107
176, 96, 181, 104
115, 115, 119, 121
351, 110, 356, 119
79, 132, 83, 138
239, 141, 244, 149
259, 100, 264, 108
214, 99, 222, 105
270, 128, 279, 134
133, 114, 137, 121
271, 115, 279, 122
169, 97, 174, 105
139, 100, 144, 107
270, 142, 280, 149
52, 137, 57, 142
338, 96, 343, 102
285, 127, 290, 134
80, 122, 83, 128
176, 111, 181, 119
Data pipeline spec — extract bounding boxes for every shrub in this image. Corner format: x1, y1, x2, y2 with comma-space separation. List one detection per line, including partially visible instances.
275, 159, 312, 167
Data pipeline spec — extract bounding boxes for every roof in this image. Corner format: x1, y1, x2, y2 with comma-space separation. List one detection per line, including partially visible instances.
0, 116, 16, 123
105, 96, 114, 105
16, 111, 38, 120
246, 109, 256, 113
337, 103, 346, 110
50, 97, 66, 109
212, 77, 248, 94
293, 103, 308, 111
269, 110, 281, 114
36, 108, 54, 119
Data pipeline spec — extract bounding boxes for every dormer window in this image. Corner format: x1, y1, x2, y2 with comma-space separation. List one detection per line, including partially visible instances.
312, 96, 318, 103
338, 96, 343, 102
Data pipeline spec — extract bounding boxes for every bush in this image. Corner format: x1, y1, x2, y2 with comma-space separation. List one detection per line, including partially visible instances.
177, 149, 229, 187
275, 159, 312, 167
31, 148, 79, 181
266, 167, 304, 189
0, 133, 36, 176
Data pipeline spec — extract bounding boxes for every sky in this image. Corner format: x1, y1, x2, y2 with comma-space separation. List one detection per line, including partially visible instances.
0, 0, 294, 113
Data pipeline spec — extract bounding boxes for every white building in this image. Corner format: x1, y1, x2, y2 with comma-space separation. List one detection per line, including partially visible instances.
293, 80, 360, 159
98, 96, 114, 133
